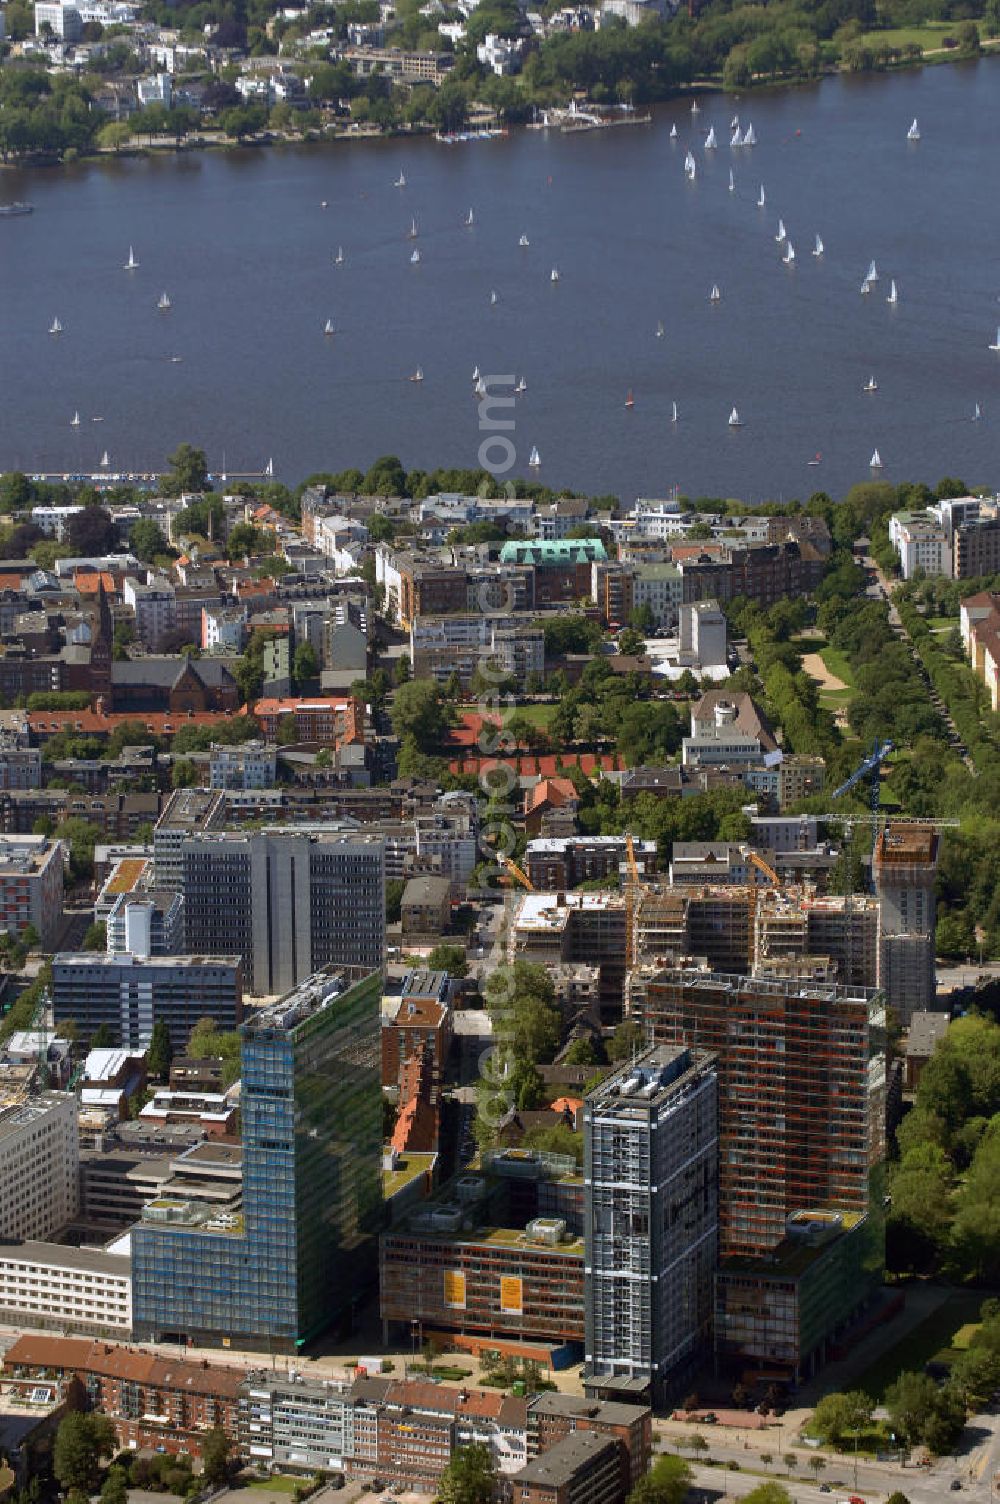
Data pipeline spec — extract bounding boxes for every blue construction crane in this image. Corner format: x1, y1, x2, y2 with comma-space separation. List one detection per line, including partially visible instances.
831, 738, 895, 851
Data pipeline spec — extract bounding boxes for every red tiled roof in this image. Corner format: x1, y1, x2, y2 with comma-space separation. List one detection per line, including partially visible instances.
28, 709, 245, 737
525, 777, 578, 812
75, 571, 117, 594
449, 753, 622, 778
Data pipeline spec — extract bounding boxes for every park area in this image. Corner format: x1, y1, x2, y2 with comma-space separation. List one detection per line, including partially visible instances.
854, 1289, 985, 1400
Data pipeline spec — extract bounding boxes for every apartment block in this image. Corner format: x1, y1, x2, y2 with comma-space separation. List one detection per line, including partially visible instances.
209, 740, 278, 790
509, 893, 628, 1020
874, 824, 938, 1024
525, 837, 657, 892
51, 953, 244, 1052
511, 1432, 627, 1504
410, 615, 544, 690
642, 970, 885, 1260
526, 1394, 651, 1491
4, 1334, 241, 1454
583, 1048, 718, 1406
0, 834, 65, 948
955, 514, 1000, 578
105, 889, 185, 956
0, 1092, 79, 1241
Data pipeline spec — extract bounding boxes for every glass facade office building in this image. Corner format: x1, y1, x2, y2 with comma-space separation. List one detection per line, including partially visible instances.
132, 967, 382, 1351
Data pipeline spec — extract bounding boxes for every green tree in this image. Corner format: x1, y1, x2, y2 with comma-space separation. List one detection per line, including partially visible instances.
100, 1468, 128, 1504
390, 679, 453, 751
293, 640, 319, 687
147, 1017, 173, 1080
885, 1371, 941, 1447
54, 816, 101, 881
164, 443, 210, 495
82, 921, 106, 951
437, 1441, 495, 1504
742, 1486, 793, 1504
129, 517, 171, 562
427, 942, 468, 979
810, 1390, 872, 1447
53, 1412, 117, 1493
91, 1023, 114, 1048
607, 1019, 642, 1062
171, 757, 199, 789
385, 877, 406, 924
200, 1426, 233, 1490
625, 1452, 691, 1504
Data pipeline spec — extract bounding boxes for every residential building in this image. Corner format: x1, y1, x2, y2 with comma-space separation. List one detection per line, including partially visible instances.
682, 691, 777, 770
410, 616, 544, 690
526, 1394, 650, 1490
201, 604, 248, 654
525, 836, 656, 892
676, 599, 727, 668
132, 967, 383, 1350
0, 1243, 131, 1339
209, 740, 278, 790
904, 1010, 950, 1090
3, 1335, 241, 1453
400, 874, 452, 938
0, 1092, 79, 1241
0, 738, 42, 791
888, 511, 951, 579
153, 789, 227, 890
123, 579, 177, 652
955, 513, 1000, 578
381, 970, 452, 1089
583, 1047, 718, 1406
253, 696, 365, 744
0, 834, 65, 948
34, 0, 82, 37
642, 969, 885, 1260
343, 45, 455, 83
874, 824, 939, 1023
182, 830, 384, 995
510, 893, 628, 1021
240, 1370, 356, 1473
510, 1431, 626, 1504
51, 953, 243, 1052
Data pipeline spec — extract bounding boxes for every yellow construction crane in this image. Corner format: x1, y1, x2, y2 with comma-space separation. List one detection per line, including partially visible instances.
742, 847, 780, 971
624, 832, 641, 969
497, 852, 534, 892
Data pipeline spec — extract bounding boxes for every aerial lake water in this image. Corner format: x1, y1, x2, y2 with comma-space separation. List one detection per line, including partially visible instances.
2, 59, 999, 501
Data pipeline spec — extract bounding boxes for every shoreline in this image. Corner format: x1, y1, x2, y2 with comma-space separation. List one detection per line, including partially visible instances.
1, 43, 996, 174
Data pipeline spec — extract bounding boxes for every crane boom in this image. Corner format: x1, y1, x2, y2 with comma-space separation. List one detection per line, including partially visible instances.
831, 738, 894, 800
498, 853, 534, 891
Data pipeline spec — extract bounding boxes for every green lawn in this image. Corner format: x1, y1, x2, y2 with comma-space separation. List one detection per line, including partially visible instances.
510, 703, 558, 727
854, 1291, 985, 1400
245, 1477, 302, 1493
819, 645, 856, 689
856, 19, 977, 49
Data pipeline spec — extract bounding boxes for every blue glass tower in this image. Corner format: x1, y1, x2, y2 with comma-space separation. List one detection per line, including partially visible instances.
132, 967, 382, 1351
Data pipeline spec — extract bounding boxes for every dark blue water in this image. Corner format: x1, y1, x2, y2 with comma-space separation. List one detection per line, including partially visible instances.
2, 60, 999, 501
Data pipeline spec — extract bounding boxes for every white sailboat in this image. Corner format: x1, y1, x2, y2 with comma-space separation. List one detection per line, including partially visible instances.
528, 446, 541, 468
704, 126, 717, 149
861, 278, 871, 295
973, 402, 981, 421
783, 241, 795, 264
887, 279, 898, 305
70, 411, 80, 426
728, 406, 743, 427
989, 328, 1000, 352
864, 375, 878, 392
465, 208, 474, 226
157, 291, 171, 310
690, 98, 700, 114
870, 448, 883, 469
407, 218, 418, 239
656, 321, 665, 338
410, 249, 421, 264
334, 246, 345, 265
867, 259, 879, 283
124, 245, 138, 270
49, 317, 62, 335
730, 126, 741, 147
775, 218, 786, 243
669, 124, 678, 139
709, 284, 721, 303
519, 233, 530, 247
728, 168, 735, 192
757, 184, 765, 208
907, 117, 920, 141
684, 151, 697, 179
264, 458, 274, 478
550, 267, 560, 283
474, 376, 487, 397
410, 367, 424, 383
742, 123, 756, 146
671, 401, 678, 423
394, 170, 406, 187
490, 290, 498, 305
731, 114, 740, 130
472, 366, 480, 383
100, 449, 110, 467
324, 318, 334, 336
812, 234, 824, 257
516, 377, 527, 393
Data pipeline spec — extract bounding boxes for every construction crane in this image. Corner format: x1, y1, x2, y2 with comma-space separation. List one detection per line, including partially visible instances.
741, 848, 780, 970
830, 738, 895, 852
497, 852, 534, 892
